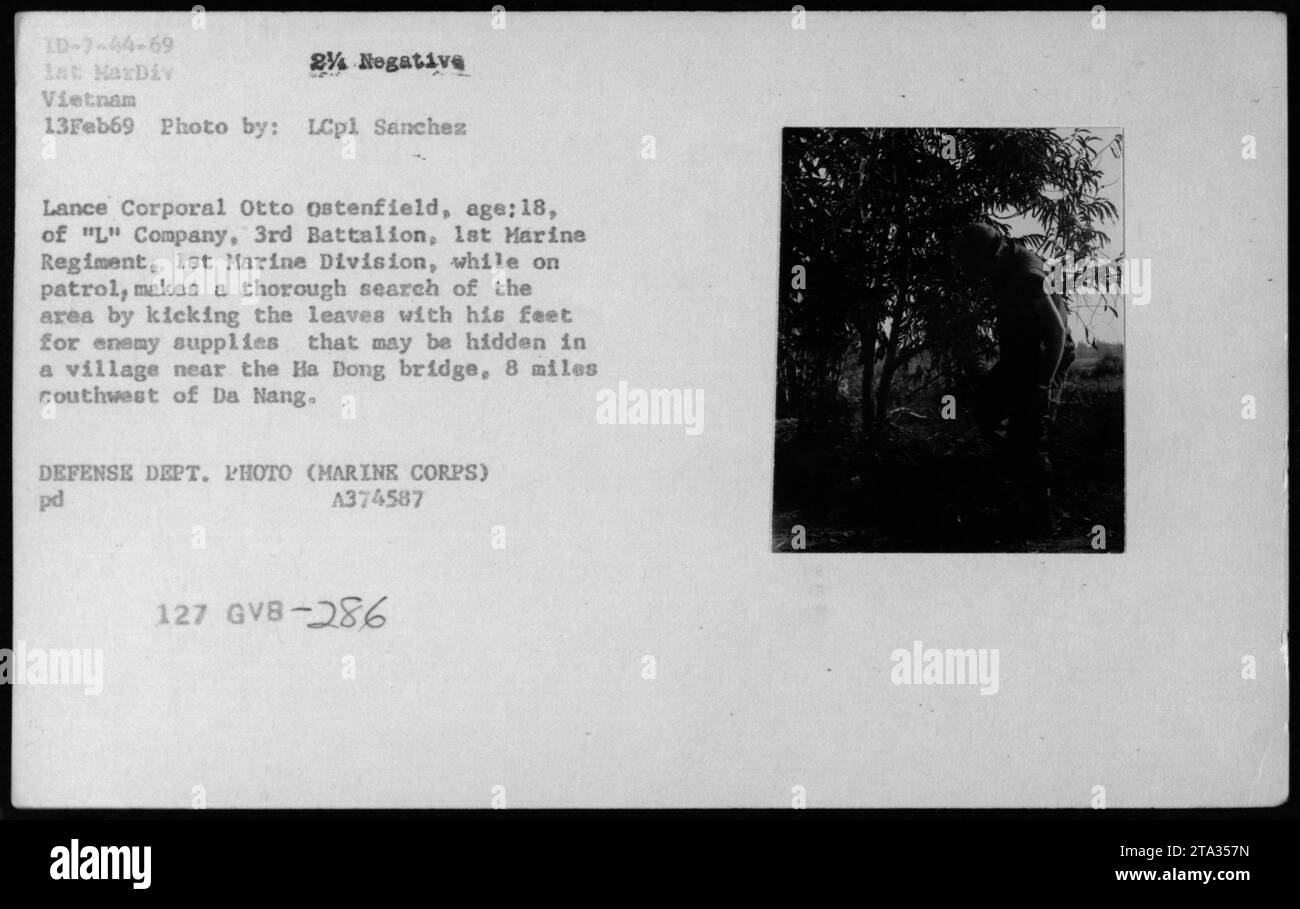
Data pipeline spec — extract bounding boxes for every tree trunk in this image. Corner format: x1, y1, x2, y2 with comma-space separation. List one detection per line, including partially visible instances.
875, 323, 900, 429
855, 312, 876, 437
875, 161, 910, 434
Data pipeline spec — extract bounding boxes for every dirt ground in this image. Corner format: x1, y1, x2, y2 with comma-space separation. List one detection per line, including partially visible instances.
772, 373, 1125, 553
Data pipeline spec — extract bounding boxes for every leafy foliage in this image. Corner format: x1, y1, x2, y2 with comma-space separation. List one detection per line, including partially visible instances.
778, 127, 1122, 434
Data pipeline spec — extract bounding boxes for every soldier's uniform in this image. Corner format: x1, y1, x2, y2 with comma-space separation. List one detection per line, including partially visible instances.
975, 241, 1074, 536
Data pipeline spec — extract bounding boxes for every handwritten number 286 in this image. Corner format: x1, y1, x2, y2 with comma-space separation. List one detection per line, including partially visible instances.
307, 596, 387, 630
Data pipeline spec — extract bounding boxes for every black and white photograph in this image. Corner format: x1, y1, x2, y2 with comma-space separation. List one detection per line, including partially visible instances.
775, 127, 1126, 552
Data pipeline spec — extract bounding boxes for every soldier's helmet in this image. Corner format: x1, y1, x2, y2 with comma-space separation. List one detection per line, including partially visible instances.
951, 221, 1003, 272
